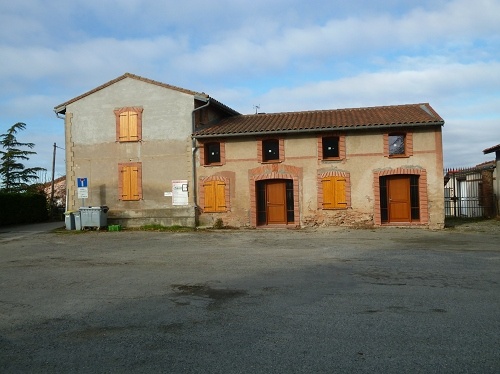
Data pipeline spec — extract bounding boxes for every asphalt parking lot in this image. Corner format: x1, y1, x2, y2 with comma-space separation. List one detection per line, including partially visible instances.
1, 222, 499, 373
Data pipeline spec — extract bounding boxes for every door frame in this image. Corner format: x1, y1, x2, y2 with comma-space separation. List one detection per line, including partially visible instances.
257, 179, 288, 225
249, 165, 300, 227
256, 179, 294, 225
373, 168, 428, 226
386, 175, 411, 222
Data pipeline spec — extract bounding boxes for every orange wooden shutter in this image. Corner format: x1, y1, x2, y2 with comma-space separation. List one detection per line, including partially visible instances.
130, 166, 139, 199
334, 177, 347, 208
322, 177, 334, 208
215, 181, 226, 212
121, 165, 140, 200
119, 112, 130, 141
128, 112, 138, 141
121, 166, 131, 199
204, 181, 216, 212
322, 176, 346, 209
118, 111, 139, 141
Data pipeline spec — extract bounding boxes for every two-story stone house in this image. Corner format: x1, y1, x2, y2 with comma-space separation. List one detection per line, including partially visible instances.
55, 73, 445, 229
54, 73, 238, 227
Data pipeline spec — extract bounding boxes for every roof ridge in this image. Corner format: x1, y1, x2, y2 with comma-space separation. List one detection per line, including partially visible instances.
239, 103, 431, 117
54, 72, 207, 113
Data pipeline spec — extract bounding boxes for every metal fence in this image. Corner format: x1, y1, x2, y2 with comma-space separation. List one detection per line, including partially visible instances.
444, 167, 496, 218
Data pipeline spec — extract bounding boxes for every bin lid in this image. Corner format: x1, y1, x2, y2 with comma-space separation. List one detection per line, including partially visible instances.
79, 206, 109, 212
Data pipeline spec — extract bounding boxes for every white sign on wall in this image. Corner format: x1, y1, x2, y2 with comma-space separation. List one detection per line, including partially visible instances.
172, 180, 188, 206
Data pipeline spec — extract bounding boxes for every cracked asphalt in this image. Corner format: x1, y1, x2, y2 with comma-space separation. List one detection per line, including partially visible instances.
1, 223, 499, 373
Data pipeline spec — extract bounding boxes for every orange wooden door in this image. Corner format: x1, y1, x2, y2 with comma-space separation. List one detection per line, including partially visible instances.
266, 181, 287, 224
387, 176, 411, 222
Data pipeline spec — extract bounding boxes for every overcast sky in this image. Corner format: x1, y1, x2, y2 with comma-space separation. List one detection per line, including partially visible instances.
1, 0, 499, 180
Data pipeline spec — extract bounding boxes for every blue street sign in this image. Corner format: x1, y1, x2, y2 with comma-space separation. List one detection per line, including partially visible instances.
77, 178, 88, 188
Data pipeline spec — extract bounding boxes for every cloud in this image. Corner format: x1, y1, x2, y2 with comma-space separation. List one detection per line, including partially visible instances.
0, 0, 499, 172
171, 0, 500, 80
240, 61, 500, 113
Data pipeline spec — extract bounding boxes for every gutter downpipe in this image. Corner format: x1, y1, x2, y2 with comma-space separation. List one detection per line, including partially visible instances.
54, 109, 69, 211
191, 98, 211, 216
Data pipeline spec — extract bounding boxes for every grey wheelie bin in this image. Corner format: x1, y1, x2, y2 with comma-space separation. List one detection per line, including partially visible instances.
79, 206, 109, 229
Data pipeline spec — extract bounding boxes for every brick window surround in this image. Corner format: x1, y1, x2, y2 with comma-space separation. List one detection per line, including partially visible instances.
199, 175, 230, 213
258, 138, 285, 163
317, 170, 351, 209
384, 131, 413, 158
318, 134, 346, 161
199, 140, 226, 166
373, 167, 428, 225
114, 107, 143, 142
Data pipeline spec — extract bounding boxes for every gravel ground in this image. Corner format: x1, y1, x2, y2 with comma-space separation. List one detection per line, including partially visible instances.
0, 221, 499, 373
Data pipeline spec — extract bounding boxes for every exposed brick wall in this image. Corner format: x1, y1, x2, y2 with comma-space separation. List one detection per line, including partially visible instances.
481, 169, 495, 217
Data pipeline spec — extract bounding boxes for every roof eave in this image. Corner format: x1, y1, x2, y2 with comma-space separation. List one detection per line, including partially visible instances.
207, 97, 240, 116
192, 121, 444, 139
483, 144, 500, 154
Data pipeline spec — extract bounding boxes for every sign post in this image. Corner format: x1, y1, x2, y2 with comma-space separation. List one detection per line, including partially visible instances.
77, 177, 88, 207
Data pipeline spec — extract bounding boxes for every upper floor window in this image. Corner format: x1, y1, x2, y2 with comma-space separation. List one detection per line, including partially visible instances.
389, 134, 405, 156
384, 132, 413, 158
263, 139, 279, 161
205, 142, 221, 164
114, 107, 143, 142
318, 134, 346, 161
258, 137, 284, 163
322, 136, 339, 159
200, 140, 225, 166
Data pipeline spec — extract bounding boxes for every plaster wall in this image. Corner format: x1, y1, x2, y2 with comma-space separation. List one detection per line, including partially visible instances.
197, 127, 445, 229
64, 77, 196, 226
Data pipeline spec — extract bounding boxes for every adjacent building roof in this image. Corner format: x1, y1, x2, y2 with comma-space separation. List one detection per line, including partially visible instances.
54, 72, 239, 116
193, 103, 444, 138
483, 144, 500, 154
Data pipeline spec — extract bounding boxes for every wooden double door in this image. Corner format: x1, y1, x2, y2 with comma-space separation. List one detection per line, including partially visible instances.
256, 180, 294, 225
381, 175, 420, 223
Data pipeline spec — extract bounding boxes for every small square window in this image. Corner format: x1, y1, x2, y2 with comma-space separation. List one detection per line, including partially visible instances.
263, 139, 279, 161
389, 134, 405, 156
322, 137, 339, 159
205, 142, 221, 164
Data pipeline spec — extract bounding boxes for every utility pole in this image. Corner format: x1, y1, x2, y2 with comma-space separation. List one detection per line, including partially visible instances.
50, 143, 56, 219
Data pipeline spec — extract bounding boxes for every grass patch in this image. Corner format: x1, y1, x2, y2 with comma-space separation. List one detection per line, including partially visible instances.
445, 217, 498, 228
139, 224, 195, 232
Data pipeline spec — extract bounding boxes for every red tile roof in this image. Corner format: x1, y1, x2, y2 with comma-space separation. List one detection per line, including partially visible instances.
483, 144, 500, 154
193, 103, 444, 138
